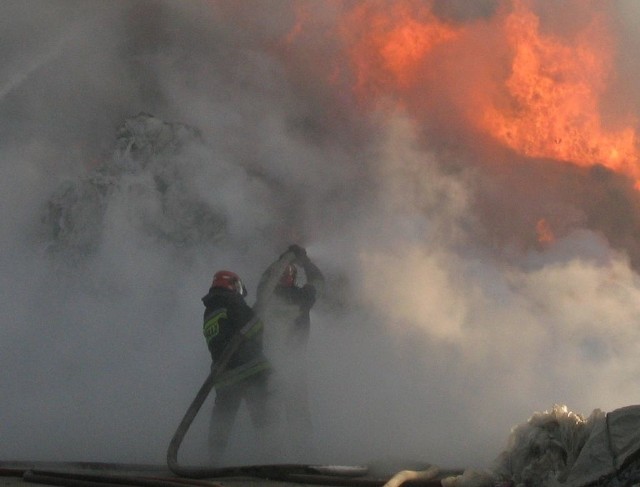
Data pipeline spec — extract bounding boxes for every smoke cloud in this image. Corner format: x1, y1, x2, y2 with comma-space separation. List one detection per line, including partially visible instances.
2, 0, 640, 471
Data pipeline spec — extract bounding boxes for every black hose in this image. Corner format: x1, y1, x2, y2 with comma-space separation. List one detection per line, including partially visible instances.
281, 474, 445, 487
22, 469, 440, 487
22, 470, 224, 487
23, 471, 122, 487
166, 253, 315, 479
165, 252, 378, 482
165, 369, 215, 478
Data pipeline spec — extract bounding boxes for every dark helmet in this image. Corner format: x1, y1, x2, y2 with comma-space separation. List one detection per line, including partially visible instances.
279, 264, 297, 288
211, 270, 247, 297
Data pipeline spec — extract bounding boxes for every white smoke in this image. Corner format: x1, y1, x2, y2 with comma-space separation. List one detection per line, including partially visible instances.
2, 0, 640, 472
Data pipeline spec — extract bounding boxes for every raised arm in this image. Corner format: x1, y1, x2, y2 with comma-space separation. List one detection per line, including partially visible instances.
255, 248, 297, 313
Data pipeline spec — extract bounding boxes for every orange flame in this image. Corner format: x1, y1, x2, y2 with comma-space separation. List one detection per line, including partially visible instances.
337, 1, 460, 102
481, 0, 639, 180
282, 0, 640, 184
536, 218, 555, 245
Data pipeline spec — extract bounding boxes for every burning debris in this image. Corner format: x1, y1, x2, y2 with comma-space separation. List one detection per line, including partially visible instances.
114, 112, 202, 168
42, 113, 225, 256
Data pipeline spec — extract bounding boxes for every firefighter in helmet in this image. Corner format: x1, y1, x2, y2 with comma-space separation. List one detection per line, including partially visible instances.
202, 270, 273, 462
257, 244, 325, 461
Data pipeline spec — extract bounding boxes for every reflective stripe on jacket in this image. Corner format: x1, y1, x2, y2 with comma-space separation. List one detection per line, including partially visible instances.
212, 357, 271, 389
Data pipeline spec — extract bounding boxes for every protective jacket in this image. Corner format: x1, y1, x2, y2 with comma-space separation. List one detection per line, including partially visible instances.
256, 249, 323, 461
272, 284, 316, 338
258, 255, 324, 346
202, 287, 270, 388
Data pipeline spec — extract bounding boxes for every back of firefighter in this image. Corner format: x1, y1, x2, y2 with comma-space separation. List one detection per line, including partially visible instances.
202, 270, 273, 463
257, 244, 325, 461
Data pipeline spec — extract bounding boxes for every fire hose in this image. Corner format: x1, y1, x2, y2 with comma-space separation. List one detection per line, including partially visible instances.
2, 466, 447, 487
0, 253, 446, 487
164, 251, 369, 481
163, 252, 449, 485
166, 364, 373, 480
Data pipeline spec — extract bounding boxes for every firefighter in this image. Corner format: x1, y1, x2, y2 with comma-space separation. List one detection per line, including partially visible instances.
257, 244, 325, 460
202, 270, 274, 462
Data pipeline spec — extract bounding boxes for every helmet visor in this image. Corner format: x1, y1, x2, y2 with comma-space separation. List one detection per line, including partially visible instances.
237, 279, 247, 297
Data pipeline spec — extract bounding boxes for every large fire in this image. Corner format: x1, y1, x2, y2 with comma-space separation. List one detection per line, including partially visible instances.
481, 0, 639, 180
338, 2, 461, 101
285, 0, 640, 185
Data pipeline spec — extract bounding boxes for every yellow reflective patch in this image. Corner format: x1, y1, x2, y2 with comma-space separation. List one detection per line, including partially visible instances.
213, 360, 271, 389
203, 309, 227, 343
242, 319, 263, 339
239, 316, 263, 338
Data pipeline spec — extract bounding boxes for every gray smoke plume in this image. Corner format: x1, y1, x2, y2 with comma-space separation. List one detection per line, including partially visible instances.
2, 0, 640, 471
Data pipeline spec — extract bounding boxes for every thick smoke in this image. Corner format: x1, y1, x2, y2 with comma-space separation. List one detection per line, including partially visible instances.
2, 0, 640, 471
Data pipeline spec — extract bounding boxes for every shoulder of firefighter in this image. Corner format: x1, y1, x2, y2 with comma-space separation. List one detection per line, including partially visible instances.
299, 283, 317, 307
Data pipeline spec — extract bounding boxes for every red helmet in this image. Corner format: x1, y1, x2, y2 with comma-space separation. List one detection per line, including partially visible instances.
279, 264, 297, 287
212, 270, 247, 296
